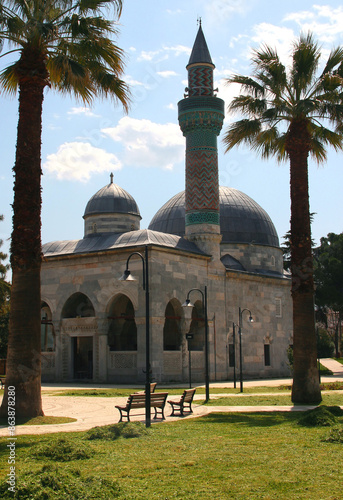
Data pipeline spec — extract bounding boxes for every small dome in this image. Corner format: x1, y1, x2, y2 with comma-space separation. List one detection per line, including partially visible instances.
148, 186, 279, 247
83, 177, 141, 237
84, 180, 141, 218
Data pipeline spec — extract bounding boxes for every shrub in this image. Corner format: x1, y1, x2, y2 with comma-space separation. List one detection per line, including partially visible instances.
298, 406, 338, 427
86, 421, 149, 441
324, 426, 343, 443
0, 465, 120, 499
317, 327, 335, 358
34, 438, 91, 461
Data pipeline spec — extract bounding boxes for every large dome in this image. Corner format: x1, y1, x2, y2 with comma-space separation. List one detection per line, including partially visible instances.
84, 181, 141, 218
148, 186, 279, 247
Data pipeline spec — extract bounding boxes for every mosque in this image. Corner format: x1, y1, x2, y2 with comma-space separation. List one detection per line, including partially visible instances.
40, 26, 293, 384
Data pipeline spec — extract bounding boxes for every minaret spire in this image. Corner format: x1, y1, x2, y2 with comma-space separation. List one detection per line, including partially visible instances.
178, 25, 225, 259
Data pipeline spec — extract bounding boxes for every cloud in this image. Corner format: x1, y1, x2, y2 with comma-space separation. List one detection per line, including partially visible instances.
284, 5, 343, 43
44, 142, 122, 182
137, 50, 161, 62
123, 75, 145, 87
102, 117, 184, 171
67, 107, 100, 118
136, 45, 190, 64
204, 0, 254, 26
156, 70, 178, 78
163, 45, 191, 58
251, 23, 295, 64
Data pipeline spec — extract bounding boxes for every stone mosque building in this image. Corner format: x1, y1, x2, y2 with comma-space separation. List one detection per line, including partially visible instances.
40, 26, 292, 384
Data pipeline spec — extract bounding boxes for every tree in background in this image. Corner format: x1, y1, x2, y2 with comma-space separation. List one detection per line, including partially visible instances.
0, 215, 10, 362
281, 214, 315, 272
223, 33, 343, 403
0, 0, 130, 417
314, 232, 343, 357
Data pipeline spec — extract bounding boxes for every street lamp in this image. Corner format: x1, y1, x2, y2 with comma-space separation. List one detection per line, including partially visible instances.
182, 286, 209, 402
238, 307, 253, 393
119, 245, 151, 428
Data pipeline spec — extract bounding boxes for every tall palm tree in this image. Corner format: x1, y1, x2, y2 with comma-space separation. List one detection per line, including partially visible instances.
0, 0, 130, 417
223, 33, 343, 403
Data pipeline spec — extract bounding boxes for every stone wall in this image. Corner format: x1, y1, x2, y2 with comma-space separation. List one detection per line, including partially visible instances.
40, 244, 292, 383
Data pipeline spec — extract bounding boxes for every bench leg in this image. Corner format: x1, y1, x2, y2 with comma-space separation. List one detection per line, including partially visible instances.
169, 402, 183, 416
153, 406, 165, 420
116, 408, 130, 423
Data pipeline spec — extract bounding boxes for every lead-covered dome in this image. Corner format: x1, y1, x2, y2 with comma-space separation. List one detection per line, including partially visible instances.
83, 177, 141, 237
148, 186, 279, 247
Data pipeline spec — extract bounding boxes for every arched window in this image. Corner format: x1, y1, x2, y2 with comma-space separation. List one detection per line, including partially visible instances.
188, 301, 205, 351
41, 302, 55, 352
163, 300, 181, 351
108, 295, 137, 351
61, 292, 95, 319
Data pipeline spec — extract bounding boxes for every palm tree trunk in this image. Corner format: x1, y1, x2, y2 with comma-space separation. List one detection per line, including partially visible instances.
287, 120, 321, 404
0, 52, 47, 417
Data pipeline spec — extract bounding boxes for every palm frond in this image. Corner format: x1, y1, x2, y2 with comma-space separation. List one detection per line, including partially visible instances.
253, 125, 280, 159
0, 0, 130, 110
222, 119, 261, 152
311, 74, 343, 99
321, 46, 343, 76
226, 74, 264, 98
291, 32, 320, 97
228, 95, 266, 117
314, 101, 343, 122
78, 0, 122, 16
310, 122, 343, 153
309, 136, 327, 163
0, 62, 19, 93
252, 44, 287, 94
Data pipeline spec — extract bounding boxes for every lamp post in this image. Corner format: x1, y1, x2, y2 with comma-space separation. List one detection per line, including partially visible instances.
238, 307, 253, 393
232, 323, 237, 389
182, 286, 209, 402
119, 245, 151, 428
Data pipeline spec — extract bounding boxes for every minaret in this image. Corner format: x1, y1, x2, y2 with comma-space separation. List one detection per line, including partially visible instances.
178, 23, 225, 259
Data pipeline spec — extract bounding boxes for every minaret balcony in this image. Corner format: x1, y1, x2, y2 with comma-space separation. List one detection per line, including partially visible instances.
178, 96, 225, 136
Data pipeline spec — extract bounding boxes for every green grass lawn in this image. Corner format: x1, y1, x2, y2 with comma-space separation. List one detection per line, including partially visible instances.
202, 392, 343, 406
39, 381, 343, 398
0, 409, 342, 499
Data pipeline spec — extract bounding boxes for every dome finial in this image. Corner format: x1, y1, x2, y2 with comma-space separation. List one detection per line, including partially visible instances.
110, 173, 114, 184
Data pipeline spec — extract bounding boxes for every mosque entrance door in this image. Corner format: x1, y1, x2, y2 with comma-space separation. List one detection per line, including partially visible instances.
73, 337, 93, 379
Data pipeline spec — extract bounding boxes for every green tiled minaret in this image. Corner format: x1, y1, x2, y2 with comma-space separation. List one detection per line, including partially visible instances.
178, 23, 224, 257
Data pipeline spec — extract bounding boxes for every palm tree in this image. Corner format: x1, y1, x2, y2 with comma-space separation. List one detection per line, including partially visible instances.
223, 33, 343, 403
0, 0, 130, 417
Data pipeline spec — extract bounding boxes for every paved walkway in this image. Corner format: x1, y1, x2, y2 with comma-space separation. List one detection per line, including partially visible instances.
1, 367, 342, 437
320, 358, 343, 376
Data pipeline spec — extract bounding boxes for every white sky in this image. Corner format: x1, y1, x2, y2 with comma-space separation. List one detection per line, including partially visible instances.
1, 0, 343, 276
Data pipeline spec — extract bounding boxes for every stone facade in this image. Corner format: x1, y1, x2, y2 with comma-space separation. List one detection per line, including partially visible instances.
41, 241, 292, 383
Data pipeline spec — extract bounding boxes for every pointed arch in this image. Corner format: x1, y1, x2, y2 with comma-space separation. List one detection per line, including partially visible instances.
41, 301, 55, 352
188, 300, 205, 351
107, 294, 137, 351
163, 299, 182, 351
61, 292, 95, 319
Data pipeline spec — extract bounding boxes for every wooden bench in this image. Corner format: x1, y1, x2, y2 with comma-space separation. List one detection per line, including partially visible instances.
168, 389, 196, 416
136, 382, 157, 394
115, 392, 168, 422
0, 378, 5, 390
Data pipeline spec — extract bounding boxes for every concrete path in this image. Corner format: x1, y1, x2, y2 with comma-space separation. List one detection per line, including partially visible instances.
1, 373, 342, 436
320, 358, 343, 376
